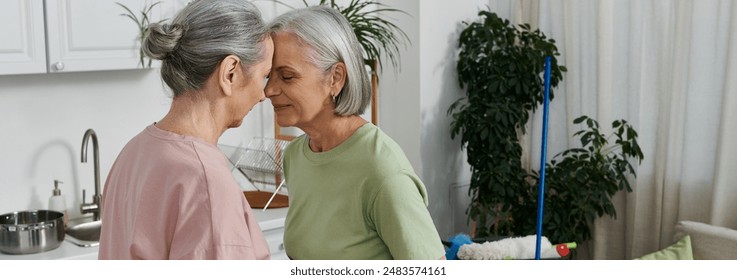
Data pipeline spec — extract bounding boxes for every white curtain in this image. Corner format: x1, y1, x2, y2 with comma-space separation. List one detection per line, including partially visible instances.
506, 0, 737, 259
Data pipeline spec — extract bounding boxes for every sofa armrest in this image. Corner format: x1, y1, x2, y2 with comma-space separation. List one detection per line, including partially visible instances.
675, 221, 737, 260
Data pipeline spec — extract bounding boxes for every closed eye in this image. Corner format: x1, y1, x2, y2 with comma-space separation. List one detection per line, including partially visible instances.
280, 70, 294, 81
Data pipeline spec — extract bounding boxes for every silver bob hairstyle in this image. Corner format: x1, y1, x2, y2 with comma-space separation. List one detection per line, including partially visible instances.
143, 0, 267, 97
268, 6, 371, 116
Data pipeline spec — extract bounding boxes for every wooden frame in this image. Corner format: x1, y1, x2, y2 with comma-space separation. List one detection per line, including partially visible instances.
370, 63, 379, 125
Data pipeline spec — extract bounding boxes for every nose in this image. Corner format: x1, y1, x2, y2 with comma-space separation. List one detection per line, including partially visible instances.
264, 79, 278, 98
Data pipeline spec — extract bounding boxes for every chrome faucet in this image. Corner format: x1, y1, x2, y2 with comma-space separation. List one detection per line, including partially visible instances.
80, 128, 102, 221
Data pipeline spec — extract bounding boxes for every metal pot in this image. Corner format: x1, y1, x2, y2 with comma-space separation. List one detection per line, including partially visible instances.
0, 210, 65, 254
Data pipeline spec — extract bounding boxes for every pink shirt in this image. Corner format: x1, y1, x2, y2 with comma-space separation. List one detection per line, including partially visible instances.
98, 124, 270, 259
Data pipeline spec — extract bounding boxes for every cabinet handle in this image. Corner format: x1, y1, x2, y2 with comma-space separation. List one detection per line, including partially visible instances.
278, 243, 285, 251
53, 62, 65, 71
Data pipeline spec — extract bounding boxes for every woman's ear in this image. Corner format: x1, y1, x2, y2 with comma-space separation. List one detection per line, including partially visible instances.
218, 55, 241, 97
329, 62, 347, 97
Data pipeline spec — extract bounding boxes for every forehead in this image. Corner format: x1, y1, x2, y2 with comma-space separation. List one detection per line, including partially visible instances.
254, 36, 274, 64
260, 36, 274, 64
271, 31, 315, 70
262, 36, 274, 55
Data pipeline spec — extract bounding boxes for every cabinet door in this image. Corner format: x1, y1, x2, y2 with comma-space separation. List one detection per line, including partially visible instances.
263, 228, 289, 260
0, 0, 46, 75
45, 0, 170, 73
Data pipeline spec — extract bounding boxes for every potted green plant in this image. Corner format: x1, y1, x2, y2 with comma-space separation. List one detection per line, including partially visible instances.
448, 10, 643, 249
298, 0, 409, 74
116, 1, 165, 68
525, 116, 644, 245
448, 10, 566, 238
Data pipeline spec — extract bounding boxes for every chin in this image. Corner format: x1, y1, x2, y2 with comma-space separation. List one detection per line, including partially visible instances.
228, 120, 244, 128
274, 116, 297, 128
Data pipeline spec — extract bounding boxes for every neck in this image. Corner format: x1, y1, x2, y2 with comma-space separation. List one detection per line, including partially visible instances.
155, 92, 224, 145
303, 114, 367, 152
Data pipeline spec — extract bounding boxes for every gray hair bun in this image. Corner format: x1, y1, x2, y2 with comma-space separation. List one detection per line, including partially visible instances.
143, 23, 184, 60
147, 0, 266, 97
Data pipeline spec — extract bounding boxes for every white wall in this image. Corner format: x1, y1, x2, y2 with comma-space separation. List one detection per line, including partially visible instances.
375, 0, 422, 175
0, 70, 269, 218
419, 0, 487, 238
378, 0, 518, 238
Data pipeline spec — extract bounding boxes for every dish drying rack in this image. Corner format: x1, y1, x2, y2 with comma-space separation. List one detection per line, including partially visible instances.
222, 138, 290, 210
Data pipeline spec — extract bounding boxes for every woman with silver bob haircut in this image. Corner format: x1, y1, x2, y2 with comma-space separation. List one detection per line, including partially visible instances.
265, 6, 445, 260
269, 4, 371, 115
99, 0, 274, 259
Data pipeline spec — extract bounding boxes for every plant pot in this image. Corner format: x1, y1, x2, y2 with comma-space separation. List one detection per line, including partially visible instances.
244, 191, 288, 209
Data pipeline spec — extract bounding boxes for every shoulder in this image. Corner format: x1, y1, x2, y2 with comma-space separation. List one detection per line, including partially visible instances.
372, 171, 428, 206
284, 134, 307, 156
354, 125, 417, 180
345, 124, 408, 163
124, 129, 230, 185
187, 142, 233, 187
159, 141, 222, 177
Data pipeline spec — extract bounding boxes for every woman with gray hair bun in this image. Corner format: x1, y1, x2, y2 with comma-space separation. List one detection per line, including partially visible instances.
99, 0, 273, 259
265, 6, 445, 260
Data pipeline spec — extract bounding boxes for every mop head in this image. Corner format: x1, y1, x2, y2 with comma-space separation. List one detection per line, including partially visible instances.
452, 234, 576, 260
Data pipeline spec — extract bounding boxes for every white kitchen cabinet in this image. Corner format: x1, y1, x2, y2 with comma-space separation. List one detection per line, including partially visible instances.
263, 227, 288, 260
0, 0, 46, 75
45, 0, 172, 73
0, 0, 177, 75
254, 207, 289, 260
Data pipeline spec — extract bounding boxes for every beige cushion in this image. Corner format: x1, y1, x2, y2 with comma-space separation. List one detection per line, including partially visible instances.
674, 221, 737, 260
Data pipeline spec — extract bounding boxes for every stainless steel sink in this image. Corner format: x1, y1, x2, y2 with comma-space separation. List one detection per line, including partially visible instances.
65, 219, 101, 247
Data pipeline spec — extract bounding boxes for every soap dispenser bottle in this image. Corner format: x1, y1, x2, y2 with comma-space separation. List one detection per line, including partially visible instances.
49, 179, 68, 225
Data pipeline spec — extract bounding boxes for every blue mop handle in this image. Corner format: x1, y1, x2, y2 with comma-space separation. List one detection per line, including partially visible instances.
535, 56, 553, 260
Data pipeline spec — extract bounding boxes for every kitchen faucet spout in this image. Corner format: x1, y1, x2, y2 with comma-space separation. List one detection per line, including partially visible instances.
81, 128, 101, 221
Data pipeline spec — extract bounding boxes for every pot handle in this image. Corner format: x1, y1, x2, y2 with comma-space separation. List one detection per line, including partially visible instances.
9, 223, 55, 232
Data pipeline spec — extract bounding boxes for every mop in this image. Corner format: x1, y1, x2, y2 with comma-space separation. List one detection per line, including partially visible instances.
447, 56, 577, 260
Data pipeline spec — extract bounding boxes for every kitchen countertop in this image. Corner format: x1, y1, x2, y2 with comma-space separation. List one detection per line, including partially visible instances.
0, 240, 99, 260
253, 207, 288, 231
0, 207, 289, 260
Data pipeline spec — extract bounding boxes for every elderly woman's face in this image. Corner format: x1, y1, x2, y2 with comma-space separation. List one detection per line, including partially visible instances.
265, 32, 334, 128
